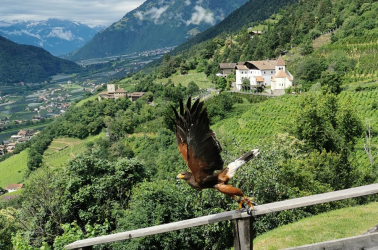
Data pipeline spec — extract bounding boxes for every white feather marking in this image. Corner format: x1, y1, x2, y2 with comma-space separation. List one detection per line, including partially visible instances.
225, 149, 259, 179
226, 159, 246, 179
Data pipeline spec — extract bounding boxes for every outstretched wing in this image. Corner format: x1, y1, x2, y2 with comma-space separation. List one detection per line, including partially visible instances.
172, 97, 224, 185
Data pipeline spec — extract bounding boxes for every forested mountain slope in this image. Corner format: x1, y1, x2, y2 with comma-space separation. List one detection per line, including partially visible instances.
171, 0, 298, 55
69, 0, 248, 60
0, 36, 81, 84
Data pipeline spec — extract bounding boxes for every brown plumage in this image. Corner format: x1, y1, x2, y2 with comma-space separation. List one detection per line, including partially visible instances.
172, 97, 259, 210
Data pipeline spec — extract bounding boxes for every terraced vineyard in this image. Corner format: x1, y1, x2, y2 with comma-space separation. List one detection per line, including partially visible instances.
339, 87, 378, 171
212, 88, 378, 173
43, 133, 105, 168
213, 94, 298, 150
318, 41, 378, 84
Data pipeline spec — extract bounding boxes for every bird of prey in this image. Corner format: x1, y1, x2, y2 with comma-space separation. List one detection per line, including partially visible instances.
172, 97, 259, 211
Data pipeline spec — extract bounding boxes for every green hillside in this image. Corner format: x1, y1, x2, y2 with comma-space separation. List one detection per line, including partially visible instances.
0, 36, 81, 84
0, 149, 28, 188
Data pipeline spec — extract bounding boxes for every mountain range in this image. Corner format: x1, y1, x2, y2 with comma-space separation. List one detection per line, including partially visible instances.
68, 0, 248, 60
0, 19, 105, 56
171, 0, 298, 54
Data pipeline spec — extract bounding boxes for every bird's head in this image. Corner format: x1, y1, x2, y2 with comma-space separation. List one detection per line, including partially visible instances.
176, 171, 192, 181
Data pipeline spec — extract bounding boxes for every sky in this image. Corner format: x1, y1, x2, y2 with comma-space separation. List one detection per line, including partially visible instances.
0, 0, 146, 27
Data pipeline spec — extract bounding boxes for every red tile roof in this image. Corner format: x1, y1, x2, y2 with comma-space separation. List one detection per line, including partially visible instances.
247, 60, 277, 70
237, 65, 248, 70
277, 55, 286, 66
5, 183, 24, 190
272, 70, 293, 81
254, 76, 264, 82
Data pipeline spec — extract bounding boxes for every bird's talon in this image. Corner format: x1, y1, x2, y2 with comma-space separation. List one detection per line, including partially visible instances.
237, 207, 248, 213
247, 207, 253, 215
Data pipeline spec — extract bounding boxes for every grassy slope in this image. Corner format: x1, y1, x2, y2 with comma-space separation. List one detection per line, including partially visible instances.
154, 72, 213, 89
43, 133, 105, 168
253, 202, 378, 249
75, 95, 98, 107
0, 149, 28, 188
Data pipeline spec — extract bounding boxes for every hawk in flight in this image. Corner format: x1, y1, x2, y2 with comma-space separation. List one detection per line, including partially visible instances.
172, 97, 259, 211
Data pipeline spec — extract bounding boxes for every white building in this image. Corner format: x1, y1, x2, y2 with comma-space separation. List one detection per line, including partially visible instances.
5, 183, 24, 193
234, 55, 294, 91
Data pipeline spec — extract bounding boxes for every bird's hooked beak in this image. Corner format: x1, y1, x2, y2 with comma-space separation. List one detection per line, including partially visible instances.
176, 173, 185, 179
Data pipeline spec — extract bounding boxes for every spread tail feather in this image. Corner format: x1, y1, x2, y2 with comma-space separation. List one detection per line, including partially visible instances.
238, 148, 259, 162
226, 149, 259, 179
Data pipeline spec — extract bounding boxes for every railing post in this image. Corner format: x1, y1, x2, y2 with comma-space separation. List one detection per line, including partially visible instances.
233, 216, 254, 250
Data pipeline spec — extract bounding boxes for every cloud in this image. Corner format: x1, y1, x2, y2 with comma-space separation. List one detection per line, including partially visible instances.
1, 30, 23, 36
184, 0, 191, 6
186, 5, 215, 25
1, 29, 42, 40
0, 0, 146, 26
135, 11, 144, 20
46, 27, 75, 41
144, 5, 169, 24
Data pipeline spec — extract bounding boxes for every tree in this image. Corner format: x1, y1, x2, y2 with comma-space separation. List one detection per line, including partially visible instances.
216, 77, 227, 90
296, 57, 326, 83
320, 72, 342, 94
105, 110, 135, 142
186, 81, 200, 97
60, 150, 146, 228
18, 167, 67, 246
292, 92, 363, 153
203, 40, 217, 59
180, 62, 189, 75
19, 151, 146, 247
114, 180, 233, 250
27, 148, 43, 170
0, 207, 19, 249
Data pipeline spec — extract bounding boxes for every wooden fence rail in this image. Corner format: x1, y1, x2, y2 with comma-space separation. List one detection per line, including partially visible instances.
65, 183, 378, 250
283, 232, 378, 250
